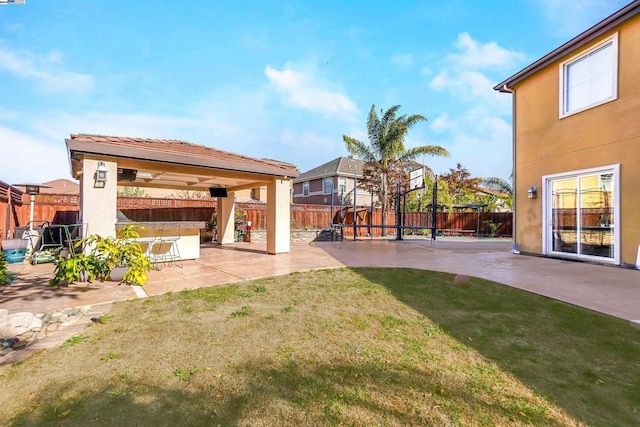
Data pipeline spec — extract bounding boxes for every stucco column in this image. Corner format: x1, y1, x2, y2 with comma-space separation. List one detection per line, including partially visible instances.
216, 191, 235, 244
266, 178, 290, 254
80, 158, 117, 238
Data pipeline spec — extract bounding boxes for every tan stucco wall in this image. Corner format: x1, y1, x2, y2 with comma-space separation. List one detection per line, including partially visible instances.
80, 158, 118, 238
513, 18, 640, 265
267, 178, 291, 254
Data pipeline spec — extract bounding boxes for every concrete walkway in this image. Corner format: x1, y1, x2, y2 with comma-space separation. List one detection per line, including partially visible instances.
2, 238, 638, 365
3, 239, 639, 320
316, 239, 640, 321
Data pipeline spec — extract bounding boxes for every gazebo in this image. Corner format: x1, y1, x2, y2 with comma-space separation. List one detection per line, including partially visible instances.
66, 134, 299, 255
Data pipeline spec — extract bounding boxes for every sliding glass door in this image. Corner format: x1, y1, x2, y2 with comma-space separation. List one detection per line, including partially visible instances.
545, 166, 618, 263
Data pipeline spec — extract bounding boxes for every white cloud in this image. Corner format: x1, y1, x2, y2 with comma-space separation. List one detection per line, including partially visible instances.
422, 33, 519, 180
452, 33, 524, 70
280, 130, 341, 165
0, 46, 94, 94
30, 112, 198, 143
390, 53, 415, 69
265, 62, 359, 120
428, 33, 522, 112
0, 112, 209, 184
430, 68, 510, 113
0, 109, 272, 184
430, 113, 453, 133
0, 125, 70, 184
426, 113, 513, 180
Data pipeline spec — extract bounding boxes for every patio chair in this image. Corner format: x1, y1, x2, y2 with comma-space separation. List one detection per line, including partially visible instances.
133, 224, 161, 264
149, 224, 182, 269
62, 223, 86, 256
26, 221, 62, 264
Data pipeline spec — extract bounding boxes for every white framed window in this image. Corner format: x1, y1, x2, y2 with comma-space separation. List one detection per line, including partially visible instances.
323, 178, 333, 195
303, 181, 309, 197
338, 177, 347, 195
559, 33, 618, 118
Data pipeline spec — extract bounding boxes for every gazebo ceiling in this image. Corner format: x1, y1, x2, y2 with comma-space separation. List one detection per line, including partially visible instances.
66, 134, 299, 191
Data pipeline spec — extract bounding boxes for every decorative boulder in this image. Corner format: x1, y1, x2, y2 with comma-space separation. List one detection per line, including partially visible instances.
453, 274, 471, 287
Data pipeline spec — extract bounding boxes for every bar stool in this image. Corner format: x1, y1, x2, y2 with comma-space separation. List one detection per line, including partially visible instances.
135, 224, 159, 263
151, 224, 182, 269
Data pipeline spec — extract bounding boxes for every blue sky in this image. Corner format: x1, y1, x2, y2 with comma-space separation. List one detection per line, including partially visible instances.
0, 0, 630, 185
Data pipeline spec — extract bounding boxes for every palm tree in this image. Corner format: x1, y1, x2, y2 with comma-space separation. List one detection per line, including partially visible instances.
482, 176, 513, 210
482, 177, 513, 195
343, 104, 449, 235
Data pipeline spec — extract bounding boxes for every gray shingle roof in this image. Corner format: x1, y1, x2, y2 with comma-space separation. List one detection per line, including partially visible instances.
294, 157, 365, 182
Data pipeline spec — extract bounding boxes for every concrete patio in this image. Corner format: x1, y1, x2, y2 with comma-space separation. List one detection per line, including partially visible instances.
2, 238, 639, 366
3, 239, 639, 320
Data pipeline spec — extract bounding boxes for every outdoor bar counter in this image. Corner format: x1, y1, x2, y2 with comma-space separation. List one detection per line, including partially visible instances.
115, 221, 206, 260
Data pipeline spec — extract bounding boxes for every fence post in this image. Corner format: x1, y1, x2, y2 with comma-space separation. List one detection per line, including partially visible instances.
431, 176, 438, 240
396, 180, 402, 241
353, 175, 357, 240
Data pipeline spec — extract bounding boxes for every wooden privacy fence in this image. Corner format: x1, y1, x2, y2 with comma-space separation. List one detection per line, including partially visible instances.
1, 193, 79, 238
336, 210, 512, 237
237, 203, 333, 231
0, 182, 24, 239
0, 192, 513, 239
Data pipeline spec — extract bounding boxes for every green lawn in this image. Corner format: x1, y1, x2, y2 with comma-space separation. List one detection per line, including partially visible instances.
0, 268, 638, 426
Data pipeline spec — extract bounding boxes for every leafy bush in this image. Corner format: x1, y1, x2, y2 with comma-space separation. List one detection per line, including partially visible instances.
483, 220, 502, 237
50, 225, 152, 286
81, 225, 152, 286
0, 251, 9, 285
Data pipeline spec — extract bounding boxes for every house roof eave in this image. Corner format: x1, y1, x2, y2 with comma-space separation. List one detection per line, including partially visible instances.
66, 136, 299, 179
494, 1, 640, 92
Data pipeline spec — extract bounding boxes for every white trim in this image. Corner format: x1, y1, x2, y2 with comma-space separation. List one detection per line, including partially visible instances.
542, 164, 620, 265
559, 33, 618, 118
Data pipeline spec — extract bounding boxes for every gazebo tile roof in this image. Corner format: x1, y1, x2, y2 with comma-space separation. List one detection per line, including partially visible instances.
67, 134, 299, 177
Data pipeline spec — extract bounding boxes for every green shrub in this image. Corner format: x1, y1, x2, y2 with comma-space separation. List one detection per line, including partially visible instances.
0, 251, 9, 285
50, 225, 152, 287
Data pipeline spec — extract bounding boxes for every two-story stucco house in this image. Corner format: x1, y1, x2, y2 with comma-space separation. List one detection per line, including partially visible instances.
495, 2, 640, 267
292, 157, 375, 206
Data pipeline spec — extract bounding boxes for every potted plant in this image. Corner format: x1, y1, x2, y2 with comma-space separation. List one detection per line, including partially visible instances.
50, 253, 92, 286
81, 225, 152, 286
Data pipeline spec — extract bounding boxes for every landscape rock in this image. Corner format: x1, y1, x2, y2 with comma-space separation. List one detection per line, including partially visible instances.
0, 312, 36, 338
28, 317, 43, 331
1, 306, 95, 358
453, 274, 471, 287
10, 338, 27, 349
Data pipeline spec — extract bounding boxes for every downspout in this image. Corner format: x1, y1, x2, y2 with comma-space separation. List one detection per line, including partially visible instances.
502, 84, 518, 253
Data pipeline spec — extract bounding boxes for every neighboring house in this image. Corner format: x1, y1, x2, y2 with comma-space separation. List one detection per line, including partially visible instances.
293, 157, 375, 206
495, 2, 640, 267
41, 179, 79, 195
474, 186, 512, 212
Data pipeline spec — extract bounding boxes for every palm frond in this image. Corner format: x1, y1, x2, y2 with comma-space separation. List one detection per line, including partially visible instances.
403, 114, 428, 129
343, 135, 376, 162
482, 177, 513, 195
367, 105, 380, 151
400, 145, 450, 162
381, 105, 401, 126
